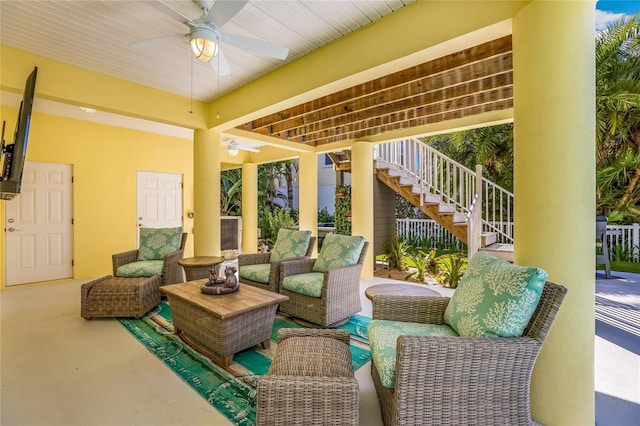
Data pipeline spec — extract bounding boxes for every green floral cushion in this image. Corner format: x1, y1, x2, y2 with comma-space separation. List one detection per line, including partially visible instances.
282, 272, 325, 298
116, 260, 163, 278
444, 251, 547, 338
239, 264, 271, 284
137, 227, 183, 261
312, 234, 365, 272
368, 319, 459, 388
270, 229, 312, 261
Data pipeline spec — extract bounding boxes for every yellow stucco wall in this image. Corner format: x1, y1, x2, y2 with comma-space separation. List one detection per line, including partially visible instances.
0, 106, 194, 289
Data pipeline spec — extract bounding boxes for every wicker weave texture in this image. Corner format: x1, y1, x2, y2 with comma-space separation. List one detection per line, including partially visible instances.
81, 275, 161, 319
278, 242, 368, 327
257, 328, 358, 426
112, 233, 187, 285
167, 296, 278, 356
370, 281, 567, 426
239, 237, 316, 293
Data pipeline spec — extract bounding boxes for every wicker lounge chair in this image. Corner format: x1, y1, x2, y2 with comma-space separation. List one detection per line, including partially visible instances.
279, 235, 368, 327
370, 281, 567, 426
238, 229, 316, 294
113, 229, 187, 286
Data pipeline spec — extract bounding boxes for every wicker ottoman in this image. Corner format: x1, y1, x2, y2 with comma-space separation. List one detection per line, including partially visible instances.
81, 275, 162, 319
256, 328, 359, 426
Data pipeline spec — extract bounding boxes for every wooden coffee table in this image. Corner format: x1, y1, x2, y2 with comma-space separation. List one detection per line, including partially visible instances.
178, 256, 225, 281
365, 283, 440, 300
160, 280, 288, 367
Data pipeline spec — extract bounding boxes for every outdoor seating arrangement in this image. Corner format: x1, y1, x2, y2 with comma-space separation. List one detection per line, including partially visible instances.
368, 251, 567, 426
112, 227, 187, 285
256, 328, 359, 426
238, 228, 315, 293
278, 233, 368, 327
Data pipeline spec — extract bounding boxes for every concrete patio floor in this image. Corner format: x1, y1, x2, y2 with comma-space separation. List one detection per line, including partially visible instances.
594, 271, 640, 426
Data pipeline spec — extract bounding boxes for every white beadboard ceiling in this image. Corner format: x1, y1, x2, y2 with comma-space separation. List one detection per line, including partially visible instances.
0, 0, 415, 104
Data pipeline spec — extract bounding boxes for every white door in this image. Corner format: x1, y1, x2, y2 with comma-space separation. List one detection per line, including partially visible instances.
136, 171, 183, 236
5, 161, 73, 286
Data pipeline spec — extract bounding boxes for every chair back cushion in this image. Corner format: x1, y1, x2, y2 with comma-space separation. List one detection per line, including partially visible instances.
270, 229, 313, 261
282, 272, 325, 297
116, 260, 164, 278
312, 234, 365, 272
444, 251, 547, 338
137, 227, 183, 261
239, 264, 271, 284
369, 319, 459, 388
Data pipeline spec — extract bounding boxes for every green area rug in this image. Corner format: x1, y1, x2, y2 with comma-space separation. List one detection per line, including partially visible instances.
119, 301, 371, 426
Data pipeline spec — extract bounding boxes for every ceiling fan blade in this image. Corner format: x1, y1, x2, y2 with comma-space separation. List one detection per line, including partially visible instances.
206, 0, 249, 28
219, 32, 289, 60
210, 50, 231, 76
130, 33, 186, 50
239, 145, 260, 153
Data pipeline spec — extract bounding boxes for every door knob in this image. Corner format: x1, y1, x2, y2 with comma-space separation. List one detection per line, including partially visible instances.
8, 227, 20, 232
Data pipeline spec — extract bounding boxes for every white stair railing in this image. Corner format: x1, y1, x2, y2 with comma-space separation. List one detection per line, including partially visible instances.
375, 138, 514, 245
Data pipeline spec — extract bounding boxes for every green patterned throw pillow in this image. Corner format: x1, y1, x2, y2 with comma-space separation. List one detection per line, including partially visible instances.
270, 229, 312, 261
444, 251, 547, 338
312, 233, 365, 272
137, 227, 183, 261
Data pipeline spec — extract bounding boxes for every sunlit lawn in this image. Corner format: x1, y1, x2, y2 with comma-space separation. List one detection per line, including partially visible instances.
597, 261, 640, 274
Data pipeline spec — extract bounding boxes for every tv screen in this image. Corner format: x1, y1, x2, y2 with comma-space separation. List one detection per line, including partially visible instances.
1, 66, 38, 200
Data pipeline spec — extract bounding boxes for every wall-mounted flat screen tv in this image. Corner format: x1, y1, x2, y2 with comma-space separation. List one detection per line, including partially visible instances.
1, 66, 38, 200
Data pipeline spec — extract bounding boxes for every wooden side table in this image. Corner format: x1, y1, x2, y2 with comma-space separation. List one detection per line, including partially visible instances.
365, 283, 440, 301
178, 256, 225, 281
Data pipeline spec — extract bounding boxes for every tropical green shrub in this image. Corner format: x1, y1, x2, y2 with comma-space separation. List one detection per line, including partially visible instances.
436, 252, 468, 288
383, 237, 408, 271
405, 248, 435, 283
259, 207, 298, 248
610, 244, 639, 262
317, 207, 334, 224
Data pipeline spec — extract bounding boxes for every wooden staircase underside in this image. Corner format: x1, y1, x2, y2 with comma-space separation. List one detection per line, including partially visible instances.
325, 151, 514, 261
375, 166, 469, 242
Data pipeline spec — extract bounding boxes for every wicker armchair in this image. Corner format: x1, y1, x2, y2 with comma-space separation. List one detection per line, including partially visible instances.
256, 328, 359, 426
238, 232, 316, 294
279, 240, 368, 327
113, 232, 187, 285
370, 281, 567, 426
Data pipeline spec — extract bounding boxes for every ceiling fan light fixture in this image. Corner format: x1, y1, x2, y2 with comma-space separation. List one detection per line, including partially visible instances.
227, 140, 240, 156
189, 27, 219, 62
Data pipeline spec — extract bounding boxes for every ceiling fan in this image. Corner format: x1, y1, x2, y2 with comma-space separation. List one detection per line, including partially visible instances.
138, 0, 289, 75
221, 137, 260, 156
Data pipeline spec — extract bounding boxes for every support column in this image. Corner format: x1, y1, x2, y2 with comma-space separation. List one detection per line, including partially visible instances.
298, 151, 318, 255
193, 129, 221, 256
513, 1, 595, 424
351, 141, 374, 279
242, 162, 258, 253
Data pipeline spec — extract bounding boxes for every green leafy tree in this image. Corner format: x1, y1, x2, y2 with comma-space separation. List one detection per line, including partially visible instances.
220, 169, 242, 216
424, 123, 514, 192
595, 15, 640, 222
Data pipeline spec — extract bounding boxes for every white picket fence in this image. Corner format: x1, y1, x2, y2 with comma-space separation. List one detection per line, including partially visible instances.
607, 223, 640, 262
397, 219, 640, 262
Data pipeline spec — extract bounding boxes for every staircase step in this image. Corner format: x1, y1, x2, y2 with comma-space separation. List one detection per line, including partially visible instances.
481, 232, 497, 247
438, 204, 455, 214
480, 243, 514, 262
453, 212, 467, 223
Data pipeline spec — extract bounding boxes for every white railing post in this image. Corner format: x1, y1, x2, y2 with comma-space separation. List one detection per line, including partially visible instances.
634, 223, 640, 262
